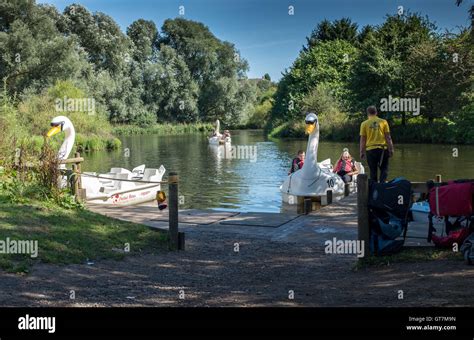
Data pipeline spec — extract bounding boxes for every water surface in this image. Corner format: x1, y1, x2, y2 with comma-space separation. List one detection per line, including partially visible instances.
82, 130, 474, 212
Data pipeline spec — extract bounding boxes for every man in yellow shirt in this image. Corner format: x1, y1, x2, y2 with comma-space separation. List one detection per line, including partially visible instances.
359, 106, 394, 182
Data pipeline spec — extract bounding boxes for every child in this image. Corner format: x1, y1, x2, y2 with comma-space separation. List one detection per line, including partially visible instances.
289, 150, 305, 174
333, 149, 358, 183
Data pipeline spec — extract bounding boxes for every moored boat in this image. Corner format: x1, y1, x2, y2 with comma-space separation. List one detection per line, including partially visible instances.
47, 116, 166, 206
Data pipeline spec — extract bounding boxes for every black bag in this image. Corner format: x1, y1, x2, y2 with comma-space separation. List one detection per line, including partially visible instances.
461, 231, 474, 265
368, 178, 412, 256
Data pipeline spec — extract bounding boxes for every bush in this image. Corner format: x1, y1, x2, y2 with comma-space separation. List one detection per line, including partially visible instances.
112, 123, 214, 135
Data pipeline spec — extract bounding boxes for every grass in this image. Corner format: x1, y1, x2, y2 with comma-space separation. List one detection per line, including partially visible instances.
113, 122, 215, 136
21, 134, 122, 155
353, 247, 463, 271
0, 199, 168, 273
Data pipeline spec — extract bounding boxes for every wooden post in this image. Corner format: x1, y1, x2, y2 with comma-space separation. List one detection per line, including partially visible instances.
74, 152, 86, 202
435, 174, 442, 183
304, 198, 312, 214
344, 183, 350, 197
71, 163, 79, 196
178, 232, 185, 250
168, 172, 180, 250
357, 174, 370, 258
75, 152, 82, 189
326, 190, 333, 205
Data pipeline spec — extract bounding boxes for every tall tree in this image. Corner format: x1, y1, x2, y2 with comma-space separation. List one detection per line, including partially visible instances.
271, 40, 357, 126
305, 18, 358, 50
127, 19, 159, 63
350, 13, 435, 124
0, 1, 90, 94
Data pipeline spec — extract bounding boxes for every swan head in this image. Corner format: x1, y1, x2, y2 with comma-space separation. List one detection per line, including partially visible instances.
46, 116, 74, 138
305, 112, 318, 135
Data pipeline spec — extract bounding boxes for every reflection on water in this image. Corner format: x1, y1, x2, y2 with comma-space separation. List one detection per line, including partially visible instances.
82, 130, 474, 213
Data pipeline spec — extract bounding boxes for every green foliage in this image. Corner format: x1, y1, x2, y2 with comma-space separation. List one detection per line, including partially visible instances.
270, 39, 357, 130
0, 197, 167, 272
112, 123, 214, 135
127, 19, 159, 63
1, 2, 257, 128
269, 13, 473, 144
305, 18, 359, 49
159, 18, 252, 125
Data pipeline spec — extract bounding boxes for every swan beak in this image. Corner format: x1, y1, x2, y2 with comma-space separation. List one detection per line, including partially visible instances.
305, 123, 315, 135
46, 126, 61, 138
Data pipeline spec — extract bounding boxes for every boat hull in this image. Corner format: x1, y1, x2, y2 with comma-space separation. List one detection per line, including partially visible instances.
209, 136, 231, 145
86, 184, 160, 206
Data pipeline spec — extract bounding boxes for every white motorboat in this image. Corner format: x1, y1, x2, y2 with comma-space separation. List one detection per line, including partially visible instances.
81, 164, 166, 205
47, 116, 166, 206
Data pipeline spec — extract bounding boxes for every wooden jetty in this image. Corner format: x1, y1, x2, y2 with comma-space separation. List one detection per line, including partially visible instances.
88, 173, 436, 253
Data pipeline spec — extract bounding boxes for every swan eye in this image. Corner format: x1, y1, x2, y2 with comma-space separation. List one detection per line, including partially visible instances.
50, 121, 65, 130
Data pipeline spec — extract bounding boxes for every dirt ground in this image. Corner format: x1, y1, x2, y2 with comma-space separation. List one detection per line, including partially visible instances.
1, 229, 473, 307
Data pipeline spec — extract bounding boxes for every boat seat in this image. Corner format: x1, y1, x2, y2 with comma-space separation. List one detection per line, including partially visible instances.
110, 167, 132, 175
99, 172, 117, 187
103, 173, 135, 193
142, 169, 159, 182
132, 164, 146, 177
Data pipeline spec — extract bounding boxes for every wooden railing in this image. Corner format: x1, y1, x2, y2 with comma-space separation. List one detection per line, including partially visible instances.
61, 152, 85, 202
61, 154, 184, 251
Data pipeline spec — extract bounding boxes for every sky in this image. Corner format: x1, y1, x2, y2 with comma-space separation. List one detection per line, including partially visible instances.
39, 0, 471, 81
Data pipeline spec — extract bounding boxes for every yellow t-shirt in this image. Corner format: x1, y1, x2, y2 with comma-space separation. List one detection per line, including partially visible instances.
360, 116, 390, 151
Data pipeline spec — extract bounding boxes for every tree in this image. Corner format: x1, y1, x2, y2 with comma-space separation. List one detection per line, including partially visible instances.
349, 13, 435, 124
357, 25, 375, 45
0, 2, 91, 94
271, 40, 357, 126
61, 4, 131, 74
160, 18, 247, 84
405, 31, 472, 122
160, 18, 253, 123
127, 19, 159, 63
305, 18, 358, 50
142, 45, 199, 122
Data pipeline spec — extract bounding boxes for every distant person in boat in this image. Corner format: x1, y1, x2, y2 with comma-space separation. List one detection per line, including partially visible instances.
288, 150, 305, 175
333, 150, 358, 183
359, 105, 394, 183
222, 130, 231, 139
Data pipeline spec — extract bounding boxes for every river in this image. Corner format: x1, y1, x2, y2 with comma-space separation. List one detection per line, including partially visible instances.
82, 130, 474, 213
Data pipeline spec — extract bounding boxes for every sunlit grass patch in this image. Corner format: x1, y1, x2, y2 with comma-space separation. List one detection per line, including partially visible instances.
353, 247, 463, 271
0, 200, 168, 273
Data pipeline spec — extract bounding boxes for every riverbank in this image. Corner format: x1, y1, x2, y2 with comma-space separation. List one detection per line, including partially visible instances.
268, 119, 474, 144
0, 198, 167, 273
1, 196, 471, 307
112, 123, 215, 136
1, 234, 471, 307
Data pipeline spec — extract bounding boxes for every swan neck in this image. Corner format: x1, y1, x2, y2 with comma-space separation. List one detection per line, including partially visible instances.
59, 127, 75, 160
301, 129, 320, 176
